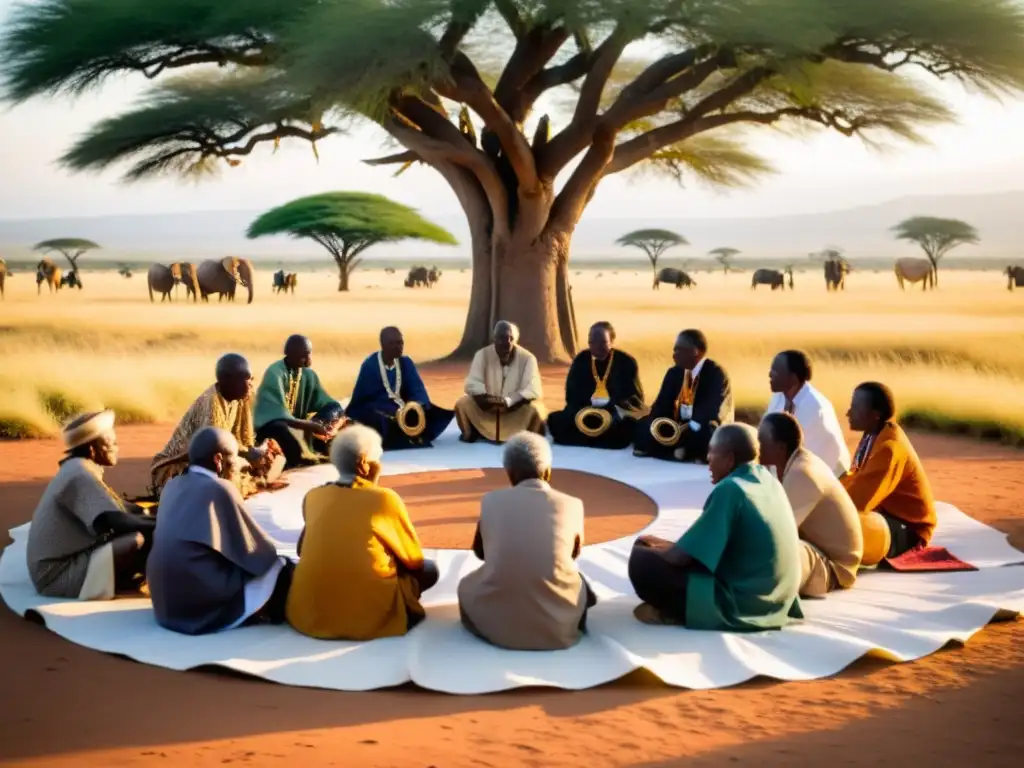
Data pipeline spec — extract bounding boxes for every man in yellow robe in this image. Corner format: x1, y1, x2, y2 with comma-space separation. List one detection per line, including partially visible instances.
150, 353, 283, 498
454, 320, 546, 443
286, 425, 438, 640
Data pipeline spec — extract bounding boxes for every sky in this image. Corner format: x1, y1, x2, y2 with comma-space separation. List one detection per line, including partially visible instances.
3, 3, 1024, 223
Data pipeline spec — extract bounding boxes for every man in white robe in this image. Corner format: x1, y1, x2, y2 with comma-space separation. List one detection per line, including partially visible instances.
765, 350, 850, 475
454, 321, 546, 443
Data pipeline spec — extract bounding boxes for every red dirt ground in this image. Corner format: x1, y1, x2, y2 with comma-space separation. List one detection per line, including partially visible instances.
0, 366, 1021, 767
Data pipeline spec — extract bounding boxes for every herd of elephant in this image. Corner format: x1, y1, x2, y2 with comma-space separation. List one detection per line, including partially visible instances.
3, 256, 1021, 302
652, 257, 1024, 292
146, 257, 255, 303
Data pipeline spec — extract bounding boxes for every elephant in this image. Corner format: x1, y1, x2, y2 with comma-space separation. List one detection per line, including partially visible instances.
824, 258, 849, 291
36, 258, 62, 295
60, 270, 82, 289
405, 265, 429, 287
427, 266, 441, 285
653, 267, 696, 289
1006, 265, 1024, 291
197, 256, 254, 303
119, 266, 133, 279
751, 267, 792, 290
894, 257, 935, 291
148, 262, 200, 302
273, 270, 297, 294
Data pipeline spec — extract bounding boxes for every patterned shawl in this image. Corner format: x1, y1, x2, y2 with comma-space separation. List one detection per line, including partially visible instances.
150, 384, 256, 495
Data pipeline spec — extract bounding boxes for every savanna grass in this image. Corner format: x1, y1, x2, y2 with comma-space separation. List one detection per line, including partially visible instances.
1, 267, 1022, 446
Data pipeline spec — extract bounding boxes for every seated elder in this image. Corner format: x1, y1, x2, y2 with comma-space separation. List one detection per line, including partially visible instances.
458, 433, 597, 650
628, 423, 803, 629
758, 412, 863, 597
841, 382, 937, 564
253, 334, 347, 468
346, 326, 454, 449
454, 320, 546, 444
633, 329, 733, 463
547, 321, 646, 450
27, 411, 155, 600
286, 425, 438, 640
147, 427, 293, 635
151, 353, 284, 498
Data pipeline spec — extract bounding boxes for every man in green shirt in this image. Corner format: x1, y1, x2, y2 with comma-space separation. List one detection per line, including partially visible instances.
253, 335, 346, 468
628, 423, 804, 630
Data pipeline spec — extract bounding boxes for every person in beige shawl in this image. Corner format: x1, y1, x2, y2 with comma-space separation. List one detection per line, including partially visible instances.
150, 353, 284, 498
454, 321, 546, 443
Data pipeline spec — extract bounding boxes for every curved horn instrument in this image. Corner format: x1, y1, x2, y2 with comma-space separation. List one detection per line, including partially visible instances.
574, 406, 613, 439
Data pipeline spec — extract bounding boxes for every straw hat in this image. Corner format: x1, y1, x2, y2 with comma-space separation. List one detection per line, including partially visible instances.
61, 410, 116, 451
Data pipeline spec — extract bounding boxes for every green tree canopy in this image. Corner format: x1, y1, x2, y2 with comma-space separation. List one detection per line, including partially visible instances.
32, 238, 101, 282
892, 216, 980, 285
247, 191, 457, 291
616, 228, 687, 274
709, 247, 740, 273
4, 0, 1024, 360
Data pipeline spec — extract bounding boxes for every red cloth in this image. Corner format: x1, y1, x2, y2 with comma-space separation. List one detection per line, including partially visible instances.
884, 545, 976, 572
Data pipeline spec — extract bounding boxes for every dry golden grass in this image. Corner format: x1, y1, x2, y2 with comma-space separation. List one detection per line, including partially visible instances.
1, 265, 1022, 443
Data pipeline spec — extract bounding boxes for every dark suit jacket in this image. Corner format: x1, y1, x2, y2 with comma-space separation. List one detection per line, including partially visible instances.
649, 358, 733, 428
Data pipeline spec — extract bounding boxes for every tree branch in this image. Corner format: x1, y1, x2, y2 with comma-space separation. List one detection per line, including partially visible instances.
363, 150, 420, 166
604, 106, 823, 177
539, 25, 632, 178
382, 114, 510, 239
494, 0, 526, 39
440, 53, 540, 191
495, 26, 571, 122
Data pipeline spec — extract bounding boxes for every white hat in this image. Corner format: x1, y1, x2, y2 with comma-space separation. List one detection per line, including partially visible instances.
61, 410, 116, 451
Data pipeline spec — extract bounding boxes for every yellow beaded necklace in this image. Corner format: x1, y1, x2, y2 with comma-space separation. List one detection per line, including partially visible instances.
591, 349, 614, 400
285, 366, 303, 415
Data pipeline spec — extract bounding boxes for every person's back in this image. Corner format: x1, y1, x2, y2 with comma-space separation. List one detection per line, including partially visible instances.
783, 448, 863, 590
683, 463, 802, 631
458, 479, 586, 650
148, 471, 250, 634
286, 481, 424, 640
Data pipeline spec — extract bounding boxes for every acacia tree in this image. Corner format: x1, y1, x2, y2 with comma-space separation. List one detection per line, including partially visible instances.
247, 192, 457, 291
892, 216, 979, 286
709, 246, 740, 274
616, 228, 686, 284
33, 238, 100, 286
4, 2, 1024, 361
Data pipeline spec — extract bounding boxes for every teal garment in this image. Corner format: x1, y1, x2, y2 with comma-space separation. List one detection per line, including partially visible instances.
676, 463, 804, 632
253, 359, 339, 430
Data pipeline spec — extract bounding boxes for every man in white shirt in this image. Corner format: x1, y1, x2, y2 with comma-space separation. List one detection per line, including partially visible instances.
765, 350, 850, 475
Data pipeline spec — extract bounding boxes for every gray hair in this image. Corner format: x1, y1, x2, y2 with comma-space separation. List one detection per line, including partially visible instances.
215, 352, 250, 378
493, 320, 520, 342
189, 426, 238, 467
710, 423, 759, 465
502, 432, 552, 478
330, 424, 384, 483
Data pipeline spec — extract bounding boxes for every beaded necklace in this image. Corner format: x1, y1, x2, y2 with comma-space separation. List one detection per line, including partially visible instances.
590, 350, 614, 400
377, 351, 404, 407
284, 366, 303, 414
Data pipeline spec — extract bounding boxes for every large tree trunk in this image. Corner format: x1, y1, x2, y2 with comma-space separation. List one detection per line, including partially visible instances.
448, 226, 578, 364
337, 262, 349, 292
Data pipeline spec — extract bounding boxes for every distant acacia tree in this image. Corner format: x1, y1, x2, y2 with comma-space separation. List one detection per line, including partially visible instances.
32, 238, 100, 286
891, 216, 980, 287
4, 1, 1024, 360
709, 247, 740, 274
615, 229, 687, 284
247, 192, 456, 291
